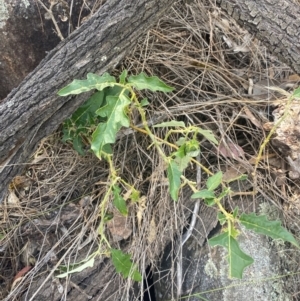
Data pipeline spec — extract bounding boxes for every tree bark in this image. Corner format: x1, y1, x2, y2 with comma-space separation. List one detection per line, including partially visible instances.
0, 0, 174, 203
216, 0, 300, 74
0, 0, 94, 100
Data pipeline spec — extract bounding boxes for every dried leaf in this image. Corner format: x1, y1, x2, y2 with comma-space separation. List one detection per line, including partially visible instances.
148, 218, 157, 244
243, 106, 262, 129
218, 141, 244, 159
107, 209, 132, 242
223, 166, 247, 182
7, 190, 20, 205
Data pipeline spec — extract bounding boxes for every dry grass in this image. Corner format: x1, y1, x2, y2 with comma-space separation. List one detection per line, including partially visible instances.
1, 0, 300, 300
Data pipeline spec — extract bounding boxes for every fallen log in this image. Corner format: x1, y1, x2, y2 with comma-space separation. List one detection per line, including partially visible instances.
216, 0, 300, 74
0, 0, 174, 203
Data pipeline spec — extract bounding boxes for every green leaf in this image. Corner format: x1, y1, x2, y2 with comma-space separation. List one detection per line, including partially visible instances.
153, 121, 185, 128
173, 145, 191, 171
204, 198, 216, 206
175, 137, 186, 146
140, 98, 149, 107
174, 155, 191, 172
112, 185, 128, 215
61, 91, 106, 154
184, 139, 200, 157
130, 189, 140, 202
72, 135, 85, 156
292, 86, 300, 98
91, 94, 131, 158
128, 72, 174, 92
104, 212, 114, 222
111, 249, 142, 282
197, 128, 218, 145
218, 212, 226, 225
232, 207, 239, 218
58, 73, 116, 96
62, 120, 74, 142
119, 70, 128, 84
167, 161, 182, 201
240, 213, 299, 247
71, 91, 105, 125
56, 257, 95, 278
206, 171, 223, 191
218, 187, 231, 199
174, 145, 186, 158
191, 189, 215, 199
209, 232, 254, 278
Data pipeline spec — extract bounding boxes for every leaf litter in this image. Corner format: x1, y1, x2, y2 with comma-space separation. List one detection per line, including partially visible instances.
1, 0, 300, 300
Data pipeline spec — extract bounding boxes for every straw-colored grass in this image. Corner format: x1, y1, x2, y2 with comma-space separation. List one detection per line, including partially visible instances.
1, 0, 300, 300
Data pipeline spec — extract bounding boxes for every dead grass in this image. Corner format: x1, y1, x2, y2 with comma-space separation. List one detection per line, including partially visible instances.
1, 0, 300, 300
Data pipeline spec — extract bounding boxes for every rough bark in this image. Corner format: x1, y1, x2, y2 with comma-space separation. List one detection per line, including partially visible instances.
216, 0, 300, 74
0, 0, 94, 100
0, 0, 174, 203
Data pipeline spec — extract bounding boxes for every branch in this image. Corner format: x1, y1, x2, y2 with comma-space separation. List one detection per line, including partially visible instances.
0, 0, 174, 202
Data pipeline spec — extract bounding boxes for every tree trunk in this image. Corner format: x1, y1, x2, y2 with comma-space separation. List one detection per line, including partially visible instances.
0, 0, 174, 203
1, 0, 300, 300
0, 0, 94, 100
216, 0, 300, 74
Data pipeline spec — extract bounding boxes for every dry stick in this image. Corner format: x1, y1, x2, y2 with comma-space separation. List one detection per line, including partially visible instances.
176, 154, 201, 299
36, 0, 64, 41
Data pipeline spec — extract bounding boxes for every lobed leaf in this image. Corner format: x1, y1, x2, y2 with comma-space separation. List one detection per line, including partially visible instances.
197, 128, 218, 145
56, 257, 95, 278
72, 135, 85, 156
128, 72, 174, 92
62, 91, 106, 155
140, 98, 149, 107
240, 213, 299, 247
58, 73, 116, 96
191, 189, 215, 199
111, 249, 142, 282
167, 161, 182, 201
209, 232, 254, 278
153, 120, 185, 128
69, 91, 105, 126
206, 171, 223, 191
112, 185, 128, 215
119, 70, 128, 85
174, 155, 191, 172
184, 139, 200, 157
91, 94, 131, 158
173, 145, 191, 171
217, 212, 226, 225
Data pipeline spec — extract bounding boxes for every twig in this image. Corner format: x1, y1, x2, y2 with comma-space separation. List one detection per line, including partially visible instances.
36, 0, 64, 41
176, 154, 201, 299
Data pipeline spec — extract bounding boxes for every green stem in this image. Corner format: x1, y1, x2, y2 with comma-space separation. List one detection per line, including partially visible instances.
214, 197, 233, 221
97, 155, 118, 247
130, 89, 168, 162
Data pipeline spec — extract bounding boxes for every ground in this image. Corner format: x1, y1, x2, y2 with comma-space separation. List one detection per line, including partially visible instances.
1, 1, 300, 300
